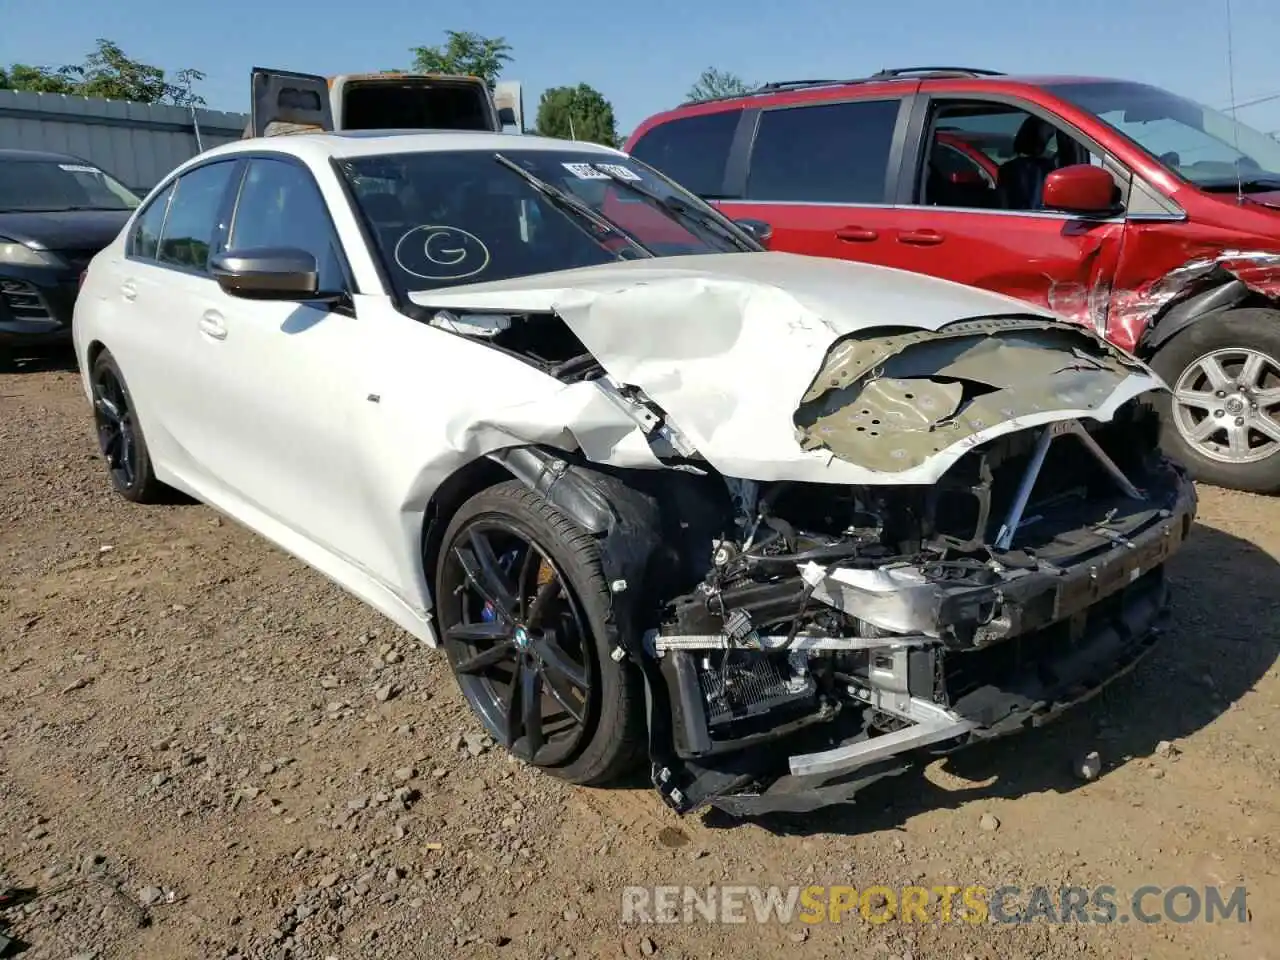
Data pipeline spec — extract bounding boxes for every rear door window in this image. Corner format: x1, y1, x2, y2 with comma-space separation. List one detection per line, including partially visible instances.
746, 99, 900, 204
628, 109, 740, 197
128, 183, 175, 260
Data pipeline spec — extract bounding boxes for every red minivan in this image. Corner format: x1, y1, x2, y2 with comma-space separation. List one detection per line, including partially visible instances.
625, 67, 1280, 493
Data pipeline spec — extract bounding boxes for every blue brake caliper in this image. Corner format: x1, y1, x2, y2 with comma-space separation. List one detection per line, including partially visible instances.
480, 549, 521, 622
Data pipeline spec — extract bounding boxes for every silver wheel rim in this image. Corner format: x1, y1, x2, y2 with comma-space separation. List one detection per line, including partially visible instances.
1171, 346, 1280, 464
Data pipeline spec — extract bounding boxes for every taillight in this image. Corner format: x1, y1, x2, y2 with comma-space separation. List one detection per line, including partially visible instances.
78, 269, 88, 289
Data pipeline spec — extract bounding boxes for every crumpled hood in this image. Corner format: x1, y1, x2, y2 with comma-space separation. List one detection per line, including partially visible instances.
411, 252, 1162, 484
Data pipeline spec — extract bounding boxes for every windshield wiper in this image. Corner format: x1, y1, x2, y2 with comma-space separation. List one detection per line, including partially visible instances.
492, 154, 654, 259
586, 166, 761, 253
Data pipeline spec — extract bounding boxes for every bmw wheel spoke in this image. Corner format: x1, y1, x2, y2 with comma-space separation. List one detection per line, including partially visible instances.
540, 665, 585, 724
447, 619, 511, 643
525, 578, 562, 629
119, 425, 135, 484
454, 548, 515, 622
452, 637, 517, 676
469, 529, 517, 611
521, 664, 544, 757
500, 658, 523, 748
535, 634, 588, 690
96, 397, 121, 422
102, 431, 122, 466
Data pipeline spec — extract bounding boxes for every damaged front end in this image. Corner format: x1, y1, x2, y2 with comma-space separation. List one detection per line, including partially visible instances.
416, 261, 1197, 816
627, 318, 1196, 816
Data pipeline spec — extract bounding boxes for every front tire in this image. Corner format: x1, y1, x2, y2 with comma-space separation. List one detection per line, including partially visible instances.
434, 481, 646, 785
89, 349, 166, 503
1150, 307, 1280, 494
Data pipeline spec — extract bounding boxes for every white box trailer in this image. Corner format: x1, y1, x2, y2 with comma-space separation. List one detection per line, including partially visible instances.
248, 67, 524, 137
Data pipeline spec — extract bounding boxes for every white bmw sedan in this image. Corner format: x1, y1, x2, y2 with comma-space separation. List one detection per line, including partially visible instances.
73, 130, 1196, 816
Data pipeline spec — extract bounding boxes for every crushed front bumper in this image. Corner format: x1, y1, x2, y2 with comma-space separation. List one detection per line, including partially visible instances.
656, 464, 1197, 817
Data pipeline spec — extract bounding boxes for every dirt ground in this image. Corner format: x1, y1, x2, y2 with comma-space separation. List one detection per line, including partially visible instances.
1, 355, 1278, 960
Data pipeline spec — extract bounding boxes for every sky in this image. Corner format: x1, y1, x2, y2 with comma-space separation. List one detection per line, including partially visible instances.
3, 0, 1279, 140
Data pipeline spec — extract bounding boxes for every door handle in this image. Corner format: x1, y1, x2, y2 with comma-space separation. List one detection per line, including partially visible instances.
835, 225, 879, 242
897, 229, 945, 246
198, 310, 227, 341
120, 280, 138, 301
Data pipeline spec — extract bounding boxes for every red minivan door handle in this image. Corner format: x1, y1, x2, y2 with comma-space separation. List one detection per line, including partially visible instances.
835, 225, 879, 242
897, 228, 945, 246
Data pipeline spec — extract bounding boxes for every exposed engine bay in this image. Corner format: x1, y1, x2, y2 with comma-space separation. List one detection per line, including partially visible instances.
413, 258, 1199, 816
641, 402, 1192, 815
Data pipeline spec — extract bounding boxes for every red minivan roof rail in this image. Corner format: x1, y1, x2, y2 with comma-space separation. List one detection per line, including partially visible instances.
682, 66, 1006, 107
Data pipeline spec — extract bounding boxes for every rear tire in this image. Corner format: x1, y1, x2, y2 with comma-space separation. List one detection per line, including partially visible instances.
434, 481, 647, 786
89, 349, 167, 503
1150, 307, 1280, 494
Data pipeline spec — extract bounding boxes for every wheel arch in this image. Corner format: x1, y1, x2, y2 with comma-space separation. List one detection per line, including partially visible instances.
421, 446, 729, 796
1138, 279, 1265, 357
85, 339, 109, 371
419, 446, 624, 632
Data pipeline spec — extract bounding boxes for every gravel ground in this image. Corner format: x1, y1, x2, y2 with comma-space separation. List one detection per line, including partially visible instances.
1, 355, 1278, 960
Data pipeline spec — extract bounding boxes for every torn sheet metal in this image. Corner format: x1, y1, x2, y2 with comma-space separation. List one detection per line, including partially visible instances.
411, 252, 1164, 485
1110, 248, 1280, 350
795, 319, 1153, 473
805, 561, 949, 637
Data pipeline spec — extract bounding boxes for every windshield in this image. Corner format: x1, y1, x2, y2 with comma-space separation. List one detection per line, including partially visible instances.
338, 148, 749, 294
1047, 80, 1280, 190
0, 159, 141, 212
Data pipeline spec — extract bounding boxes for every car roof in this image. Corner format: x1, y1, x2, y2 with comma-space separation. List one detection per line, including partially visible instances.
196, 130, 629, 166
647, 72, 1127, 119
0, 148, 86, 163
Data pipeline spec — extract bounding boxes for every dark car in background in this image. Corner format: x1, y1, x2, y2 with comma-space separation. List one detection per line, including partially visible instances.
0, 149, 140, 366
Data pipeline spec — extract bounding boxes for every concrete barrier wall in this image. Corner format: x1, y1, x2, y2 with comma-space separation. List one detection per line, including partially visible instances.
0, 90, 248, 195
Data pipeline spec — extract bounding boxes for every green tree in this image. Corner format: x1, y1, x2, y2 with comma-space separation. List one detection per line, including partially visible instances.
535, 84, 619, 148
1, 39, 204, 105
685, 67, 754, 103
0, 64, 79, 95
409, 31, 513, 88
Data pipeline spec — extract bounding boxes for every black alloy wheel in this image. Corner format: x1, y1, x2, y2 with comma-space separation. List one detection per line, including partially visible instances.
441, 517, 596, 765
92, 363, 138, 490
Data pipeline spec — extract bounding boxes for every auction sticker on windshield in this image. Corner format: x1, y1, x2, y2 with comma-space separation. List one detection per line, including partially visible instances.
596, 163, 642, 181
562, 163, 610, 179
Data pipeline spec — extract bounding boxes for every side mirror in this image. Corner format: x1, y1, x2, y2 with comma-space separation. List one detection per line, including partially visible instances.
1042, 164, 1117, 215
210, 247, 323, 300
733, 218, 773, 246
